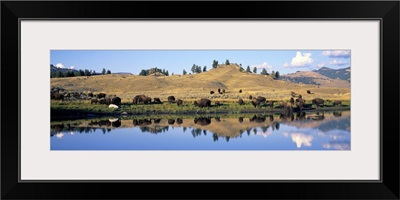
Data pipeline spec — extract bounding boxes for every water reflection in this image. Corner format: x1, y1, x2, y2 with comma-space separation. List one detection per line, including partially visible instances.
51, 111, 351, 150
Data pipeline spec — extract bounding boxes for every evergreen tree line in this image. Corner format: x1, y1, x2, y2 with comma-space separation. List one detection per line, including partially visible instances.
190, 64, 207, 74
51, 66, 111, 78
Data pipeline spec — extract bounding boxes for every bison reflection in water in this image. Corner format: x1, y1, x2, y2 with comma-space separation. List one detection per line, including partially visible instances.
194, 117, 212, 126
111, 119, 121, 127
215, 117, 221, 122
333, 111, 342, 117
153, 118, 161, 124
296, 112, 307, 121
249, 115, 266, 123
133, 119, 152, 126
168, 119, 176, 125
269, 115, 274, 122
238, 117, 244, 123
176, 118, 183, 124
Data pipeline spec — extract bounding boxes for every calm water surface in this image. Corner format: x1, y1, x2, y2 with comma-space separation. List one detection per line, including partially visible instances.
51, 111, 350, 150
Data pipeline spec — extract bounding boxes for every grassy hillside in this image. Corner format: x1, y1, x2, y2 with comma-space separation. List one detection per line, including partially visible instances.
51, 64, 350, 102
281, 71, 350, 88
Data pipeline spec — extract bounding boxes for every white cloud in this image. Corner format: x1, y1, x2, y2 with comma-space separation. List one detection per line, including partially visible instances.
283, 132, 313, 148
329, 59, 348, 66
55, 63, 65, 68
322, 50, 351, 58
251, 62, 272, 69
283, 51, 314, 68
316, 62, 327, 68
69, 66, 75, 69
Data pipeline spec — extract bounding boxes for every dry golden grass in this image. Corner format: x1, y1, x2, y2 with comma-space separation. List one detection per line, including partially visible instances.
51, 64, 350, 102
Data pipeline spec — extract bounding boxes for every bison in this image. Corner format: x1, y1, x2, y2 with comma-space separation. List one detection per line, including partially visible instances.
333, 100, 342, 106
312, 98, 325, 107
111, 97, 121, 105
133, 95, 151, 104
194, 98, 211, 108
256, 96, 266, 103
153, 98, 162, 104
90, 98, 98, 104
176, 118, 183, 124
239, 89, 242, 93
290, 97, 295, 104
280, 101, 292, 109
88, 92, 94, 97
210, 91, 215, 94
249, 95, 253, 100
51, 93, 64, 101
96, 93, 106, 98
251, 99, 261, 108
215, 101, 221, 106
218, 88, 221, 93
176, 99, 183, 106
238, 98, 245, 105
168, 119, 175, 125
307, 90, 313, 94
167, 96, 176, 103
222, 89, 225, 93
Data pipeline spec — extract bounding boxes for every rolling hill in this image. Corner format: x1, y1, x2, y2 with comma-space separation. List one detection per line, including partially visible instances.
280, 71, 350, 88
51, 64, 350, 101
315, 67, 350, 81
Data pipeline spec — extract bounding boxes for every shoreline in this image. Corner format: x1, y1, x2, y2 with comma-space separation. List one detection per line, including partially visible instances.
51, 106, 350, 121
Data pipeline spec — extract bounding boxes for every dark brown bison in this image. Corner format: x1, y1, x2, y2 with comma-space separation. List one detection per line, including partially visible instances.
98, 98, 107, 104
153, 98, 162, 104
96, 93, 106, 98
280, 101, 292, 109
249, 115, 266, 123
238, 117, 244, 123
133, 95, 151, 104
290, 97, 295, 104
88, 92, 94, 97
218, 88, 221, 93
238, 98, 245, 105
256, 96, 266, 103
333, 111, 342, 117
222, 89, 225, 93
90, 98, 98, 104
312, 98, 325, 107
215, 101, 221, 106
176, 99, 183, 106
333, 100, 342, 106
194, 117, 211, 126
210, 91, 214, 94
51, 93, 64, 101
194, 98, 211, 108
249, 95, 253, 100
167, 96, 175, 103
251, 99, 261, 108
111, 97, 121, 105
269, 100, 275, 108
168, 119, 175, 125
307, 90, 313, 94
239, 89, 242, 93
290, 91, 297, 97
295, 100, 305, 111
105, 98, 112, 105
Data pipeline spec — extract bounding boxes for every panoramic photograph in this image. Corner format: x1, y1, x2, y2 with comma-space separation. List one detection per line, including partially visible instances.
50, 50, 351, 150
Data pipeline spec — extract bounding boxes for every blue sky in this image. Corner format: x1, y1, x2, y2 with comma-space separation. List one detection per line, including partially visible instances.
50, 50, 351, 75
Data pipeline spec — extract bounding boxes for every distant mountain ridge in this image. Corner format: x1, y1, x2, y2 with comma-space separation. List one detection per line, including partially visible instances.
313, 67, 350, 81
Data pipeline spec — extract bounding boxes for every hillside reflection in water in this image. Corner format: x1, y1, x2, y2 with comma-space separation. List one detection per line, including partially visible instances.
51, 111, 350, 150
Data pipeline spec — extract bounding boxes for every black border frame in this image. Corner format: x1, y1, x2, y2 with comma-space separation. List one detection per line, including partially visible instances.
2, 1, 399, 199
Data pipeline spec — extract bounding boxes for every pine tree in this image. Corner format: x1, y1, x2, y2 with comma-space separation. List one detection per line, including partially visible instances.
261, 68, 268, 75
191, 64, 196, 74
183, 69, 187, 75
203, 66, 207, 72
225, 59, 230, 65
212, 60, 218, 68
246, 66, 251, 73
106, 70, 111, 74
102, 68, 106, 75
275, 71, 280, 79
253, 67, 257, 74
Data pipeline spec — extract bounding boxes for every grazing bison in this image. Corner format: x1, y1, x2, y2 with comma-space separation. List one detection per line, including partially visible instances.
295, 100, 305, 111
133, 95, 151, 104
153, 98, 162, 104
215, 101, 221, 106
111, 97, 121, 105
90, 98, 98, 104
176, 99, 183, 106
218, 88, 221, 93
105, 98, 112, 105
222, 89, 225, 93
256, 96, 267, 103
312, 98, 325, 107
239, 89, 242, 93
238, 98, 245, 105
269, 100, 275, 108
251, 99, 261, 108
98, 98, 107, 104
210, 91, 215, 94
249, 95, 253, 100
96, 93, 106, 98
194, 117, 212, 126
290, 91, 297, 97
194, 98, 211, 108
167, 96, 176, 103
290, 97, 295, 104
88, 92, 94, 97
307, 90, 313, 94
333, 100, 342, 106
280, 101, 292, 109
51, 93, 64, 101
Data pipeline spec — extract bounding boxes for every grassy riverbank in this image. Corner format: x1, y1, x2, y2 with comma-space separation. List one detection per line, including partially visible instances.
51, 99, 350, 119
